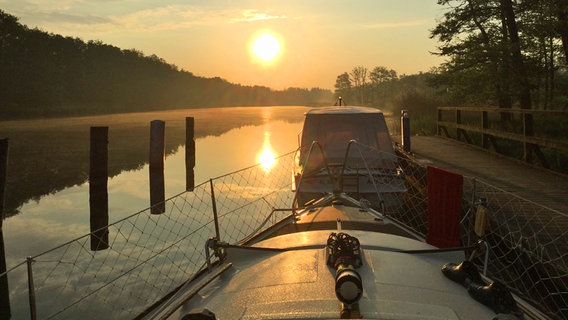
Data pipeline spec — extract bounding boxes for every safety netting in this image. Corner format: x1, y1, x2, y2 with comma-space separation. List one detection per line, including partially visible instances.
2, 144, 566, 319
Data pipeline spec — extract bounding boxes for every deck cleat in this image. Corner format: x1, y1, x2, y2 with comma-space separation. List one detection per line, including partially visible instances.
441, 260, 485, 286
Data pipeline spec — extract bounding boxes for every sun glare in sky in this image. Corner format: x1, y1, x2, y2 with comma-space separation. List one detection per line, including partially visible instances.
0, 1, 446, 89
251, 32, 281, 63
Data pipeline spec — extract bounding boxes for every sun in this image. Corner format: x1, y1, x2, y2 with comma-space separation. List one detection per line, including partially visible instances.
251, 32, 281, 63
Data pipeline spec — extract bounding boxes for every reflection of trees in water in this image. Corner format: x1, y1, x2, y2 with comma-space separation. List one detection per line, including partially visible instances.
3, 126, 182, 217
0, 107, 307, 217
5, 149, 296, 319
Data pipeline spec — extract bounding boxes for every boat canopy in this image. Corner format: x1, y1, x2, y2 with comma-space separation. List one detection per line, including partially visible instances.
299, 106, 396, 168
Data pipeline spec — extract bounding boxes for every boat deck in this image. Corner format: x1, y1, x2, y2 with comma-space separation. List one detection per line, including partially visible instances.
272, 202, 419, 240
160, 204, 506, 320
166, 226, 497, 319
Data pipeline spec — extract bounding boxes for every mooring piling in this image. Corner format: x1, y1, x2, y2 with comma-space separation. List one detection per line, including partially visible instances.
186, 117, 195, 191
149, 120, 166, 214
89, 127, 109, 251
0, 139, 6, 224
0, 138, 11, 320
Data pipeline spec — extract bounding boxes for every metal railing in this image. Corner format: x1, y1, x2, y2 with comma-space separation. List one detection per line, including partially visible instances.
1, 145, 566, 319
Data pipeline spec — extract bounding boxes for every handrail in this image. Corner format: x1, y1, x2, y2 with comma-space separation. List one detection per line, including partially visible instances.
437, 106, 568, 170
292, 140, 333, 209
437, 106, 568, 115
340, 140, 387, 212
295, 139, 400, 214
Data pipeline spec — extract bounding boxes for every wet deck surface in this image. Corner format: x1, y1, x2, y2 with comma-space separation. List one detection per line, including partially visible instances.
405, 135, 568, 214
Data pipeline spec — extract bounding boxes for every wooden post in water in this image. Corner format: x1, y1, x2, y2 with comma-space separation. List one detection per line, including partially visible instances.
0, 139, 11, 320
186, 117, 195, 191
149, 120, 166, 214
89, 127, 109, 251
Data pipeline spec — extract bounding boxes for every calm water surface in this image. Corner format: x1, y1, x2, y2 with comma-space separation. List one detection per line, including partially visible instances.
3, 108, 306, 266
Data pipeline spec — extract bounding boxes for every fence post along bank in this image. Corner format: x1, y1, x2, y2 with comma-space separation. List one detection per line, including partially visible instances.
437, 106, 568, 172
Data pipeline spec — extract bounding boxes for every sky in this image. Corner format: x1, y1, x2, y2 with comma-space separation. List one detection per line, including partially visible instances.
1, 0, 447, 90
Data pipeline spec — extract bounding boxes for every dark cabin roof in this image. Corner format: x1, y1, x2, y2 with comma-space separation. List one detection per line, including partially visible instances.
305, 106, 384, 115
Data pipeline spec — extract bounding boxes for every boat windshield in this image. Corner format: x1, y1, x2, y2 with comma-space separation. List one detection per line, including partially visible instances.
300, 112, 396, 169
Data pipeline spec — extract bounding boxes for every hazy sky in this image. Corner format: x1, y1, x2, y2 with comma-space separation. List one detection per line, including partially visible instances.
1, 1, 447, 90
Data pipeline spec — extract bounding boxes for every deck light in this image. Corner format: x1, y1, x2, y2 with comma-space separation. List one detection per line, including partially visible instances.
335, 264, 363, 305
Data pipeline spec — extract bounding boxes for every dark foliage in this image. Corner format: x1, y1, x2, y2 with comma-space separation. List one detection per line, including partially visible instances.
333, 67, 445, 135
430, 0, 568, 111
0, 10, 332, 120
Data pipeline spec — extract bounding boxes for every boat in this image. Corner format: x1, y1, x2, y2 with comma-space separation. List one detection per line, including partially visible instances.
138, 106, 551, 320
4, 106, 561, 319
145, 197, 540, 320
292, 106, 406, 212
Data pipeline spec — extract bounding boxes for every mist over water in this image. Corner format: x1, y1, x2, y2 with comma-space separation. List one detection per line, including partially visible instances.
2, 107, 306, 261
0, 106, 310, 318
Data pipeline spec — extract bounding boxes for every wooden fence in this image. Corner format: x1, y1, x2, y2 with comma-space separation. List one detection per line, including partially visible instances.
437, 107, 568, 170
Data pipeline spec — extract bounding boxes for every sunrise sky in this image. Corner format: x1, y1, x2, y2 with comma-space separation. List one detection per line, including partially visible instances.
1, 1, 447, 90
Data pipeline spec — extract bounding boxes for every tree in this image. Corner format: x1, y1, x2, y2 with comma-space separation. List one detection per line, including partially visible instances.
370, 66, 398, 84
518, 0, 567, 109
500, 0, 532, 109
350, 66, 368, 104
334, 72, 352, 103
555, 0, 568, 65
369, 66, 398, 106
431, 0, 514, 109
431, 0, 568, 110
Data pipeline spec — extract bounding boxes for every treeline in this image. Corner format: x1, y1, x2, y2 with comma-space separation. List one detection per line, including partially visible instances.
333, 66, 442, 134
0, 10, 332, 120
431, 0, 568, 111
333, 66, 439, 110
333, 0, 568, 124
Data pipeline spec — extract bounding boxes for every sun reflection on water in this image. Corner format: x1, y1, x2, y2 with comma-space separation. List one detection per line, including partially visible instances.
257, 131, 276, 172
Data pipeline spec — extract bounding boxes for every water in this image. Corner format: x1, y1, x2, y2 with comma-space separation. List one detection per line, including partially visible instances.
0, 108, 305, 313
2, 108, 306, 263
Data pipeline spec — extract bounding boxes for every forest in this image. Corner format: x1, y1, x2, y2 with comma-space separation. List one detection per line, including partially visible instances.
0, 10, 333, 120
2, 0, 568, 121
334, 0, 568, 124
